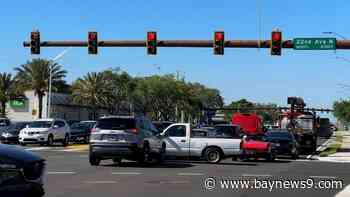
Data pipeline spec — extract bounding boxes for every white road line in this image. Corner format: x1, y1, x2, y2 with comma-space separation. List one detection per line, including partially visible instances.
336, 184, 350, 197
83, 181, 117, 184
242, 174, 272, 177
47, 171, 76, 175
159, 180, 190, 184
25, 147, 51, 151
111, 172, 142, 175
178, 172, 204, 176
309, 175, 337, 179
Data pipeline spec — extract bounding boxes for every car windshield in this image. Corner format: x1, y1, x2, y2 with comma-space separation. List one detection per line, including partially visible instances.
96, 118, 136, 130
7, 123, 28, 130
71, 123, 87, 129
29, 121, 52, 128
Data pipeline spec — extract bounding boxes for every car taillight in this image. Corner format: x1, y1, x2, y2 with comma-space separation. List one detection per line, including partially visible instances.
91, 128, 99, 133
127, 128, 139, 134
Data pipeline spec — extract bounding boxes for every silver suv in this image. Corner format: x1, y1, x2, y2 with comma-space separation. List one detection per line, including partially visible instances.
89, 115, 165, 166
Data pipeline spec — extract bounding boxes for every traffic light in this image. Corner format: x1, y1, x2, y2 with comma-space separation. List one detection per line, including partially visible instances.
147, 31, 157, 55
214, 31, 224, 55
271, 31, 282, 56
30, 31, 40, 55
88, 32, 98, 55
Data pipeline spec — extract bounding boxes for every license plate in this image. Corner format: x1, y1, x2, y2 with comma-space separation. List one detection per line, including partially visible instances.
28, 132, 33, 136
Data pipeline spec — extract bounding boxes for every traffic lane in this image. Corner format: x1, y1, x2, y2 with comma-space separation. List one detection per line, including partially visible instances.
38, 151, 349, 197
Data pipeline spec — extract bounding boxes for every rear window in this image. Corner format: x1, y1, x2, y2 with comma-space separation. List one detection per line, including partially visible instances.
96, 118, 136, 130
266, 132, 292, 139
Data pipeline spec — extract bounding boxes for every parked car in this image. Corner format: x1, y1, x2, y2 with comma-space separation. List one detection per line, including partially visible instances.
264, 129, 299, 159
70, 121, 96, 143
89, 115, 165, 166
160, 123, 241, 163
152, 121, 175, 132
0, 122, 30, 144
0, 144, 45, 196
19, 119, 70, 147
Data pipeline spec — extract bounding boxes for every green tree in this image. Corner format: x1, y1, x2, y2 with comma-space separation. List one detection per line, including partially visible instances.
72, 72, 109, 119
0, 73, 18, 117
102, 68, 135, 114
333, 100, 350, 124
15, 58, 67, 118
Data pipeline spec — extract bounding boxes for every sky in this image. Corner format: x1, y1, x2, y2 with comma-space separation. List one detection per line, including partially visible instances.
1, 0, 349, 120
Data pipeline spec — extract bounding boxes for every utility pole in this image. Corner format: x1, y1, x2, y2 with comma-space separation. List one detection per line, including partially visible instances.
47, 47, 72, 118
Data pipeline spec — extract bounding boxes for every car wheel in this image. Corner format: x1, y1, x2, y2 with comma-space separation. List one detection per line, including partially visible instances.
156, 144, 166, 164
62, 134, 69, 147
20, 142, 27, 146
84, 135, 90, 144
204, 147, 222, 164
266, 153, 276, 161
113, 158, 122, 165
47, 135, 54, 146
138, 143, 151, 164
89, 156, 100, 166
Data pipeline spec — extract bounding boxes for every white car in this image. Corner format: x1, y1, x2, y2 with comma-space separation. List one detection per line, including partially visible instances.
19, 119, 70, 146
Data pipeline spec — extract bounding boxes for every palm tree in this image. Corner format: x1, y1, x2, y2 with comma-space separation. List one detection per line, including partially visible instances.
0, 73, 17, 117
15, 58, 67, 118
72, 72, 109, 120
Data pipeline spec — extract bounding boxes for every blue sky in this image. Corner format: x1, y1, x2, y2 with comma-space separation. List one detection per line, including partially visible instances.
0, 0, 349, 119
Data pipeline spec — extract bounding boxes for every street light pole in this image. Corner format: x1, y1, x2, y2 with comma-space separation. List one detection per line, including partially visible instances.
47, 47, 71, 118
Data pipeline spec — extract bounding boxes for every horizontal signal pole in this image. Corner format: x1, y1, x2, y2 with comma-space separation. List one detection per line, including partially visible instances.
23, 40, 350, 49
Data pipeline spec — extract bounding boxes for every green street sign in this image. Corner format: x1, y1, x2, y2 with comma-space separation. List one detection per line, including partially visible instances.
293, 38, 336, 50
10, 100, 25, 108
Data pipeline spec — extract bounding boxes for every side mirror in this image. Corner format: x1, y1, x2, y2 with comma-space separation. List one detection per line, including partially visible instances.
53, 125, 59, 129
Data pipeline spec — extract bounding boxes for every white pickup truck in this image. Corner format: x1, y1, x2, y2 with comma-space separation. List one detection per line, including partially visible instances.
160, 123, 242, 163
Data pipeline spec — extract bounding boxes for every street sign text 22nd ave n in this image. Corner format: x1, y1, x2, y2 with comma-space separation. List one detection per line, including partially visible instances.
293, 38, 336, 50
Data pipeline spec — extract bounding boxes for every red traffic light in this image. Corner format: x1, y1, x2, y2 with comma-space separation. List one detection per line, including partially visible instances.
147, 32, 156, 41
215, 32, 224, 41
272, 32, 281, 41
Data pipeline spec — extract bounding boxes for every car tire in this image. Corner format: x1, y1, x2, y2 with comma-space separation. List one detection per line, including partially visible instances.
113, 158, 122, 165
138, 143, 151, 164
292, 149, 299, 160
47, 135, 54, 146
266, 153, 276, 161
204, 147, 222, 164
20, 142, 27, 146
89, 156, 100, 166
84, 135, 90, 144
156, 144, 166, 164
62, 134, 69, 147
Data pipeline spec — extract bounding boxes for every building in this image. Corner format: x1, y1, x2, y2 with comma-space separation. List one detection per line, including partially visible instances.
6, 90, 108, 121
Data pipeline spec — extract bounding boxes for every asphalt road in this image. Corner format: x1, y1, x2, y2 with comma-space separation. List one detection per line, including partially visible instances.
27, 147, 347, 197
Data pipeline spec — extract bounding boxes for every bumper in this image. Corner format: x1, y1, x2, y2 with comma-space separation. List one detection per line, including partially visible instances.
90, 142, 140, 158
0, 136, 19, 143
19, 134, 48, 144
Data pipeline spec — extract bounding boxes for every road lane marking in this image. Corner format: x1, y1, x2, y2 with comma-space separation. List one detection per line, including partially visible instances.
309, 175, 337, 179
159, 180, 190, 184
47, 171, 76, 175
178, 173, 204, 176
111, 172, 142, 175
25, 147, 52, 151
242, 174, 272, 177
83, 181, 117, 184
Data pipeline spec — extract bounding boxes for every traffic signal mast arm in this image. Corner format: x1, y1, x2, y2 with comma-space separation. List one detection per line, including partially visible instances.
23, 39, 350, 49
